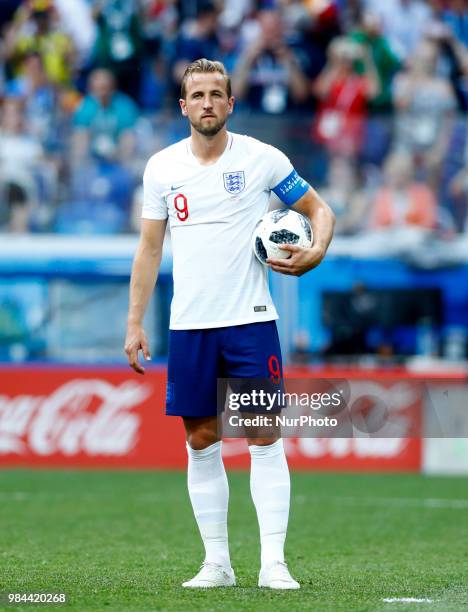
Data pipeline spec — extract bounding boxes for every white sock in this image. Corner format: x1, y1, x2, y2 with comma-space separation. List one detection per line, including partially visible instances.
249, 438, 290, 568
186, 440, 231, 569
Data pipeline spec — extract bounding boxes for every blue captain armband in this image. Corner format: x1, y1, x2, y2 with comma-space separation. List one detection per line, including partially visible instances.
272, 169, 310, 206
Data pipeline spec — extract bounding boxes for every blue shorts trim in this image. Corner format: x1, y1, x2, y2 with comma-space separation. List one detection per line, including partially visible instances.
166, 320, 283, 418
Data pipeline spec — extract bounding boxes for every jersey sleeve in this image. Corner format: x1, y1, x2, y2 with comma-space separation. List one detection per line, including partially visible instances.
141, 158, 168, 220
265, 144, 309, 206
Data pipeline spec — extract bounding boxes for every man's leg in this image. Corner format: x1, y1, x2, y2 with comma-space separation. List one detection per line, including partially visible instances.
166, 329, 234, 587
182, 416, 234, 588
221, 321, 299, 589
247, 436, 299, 589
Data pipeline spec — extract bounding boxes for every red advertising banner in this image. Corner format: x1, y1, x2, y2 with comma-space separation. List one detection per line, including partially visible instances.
0, 366, 426, 471
0, 367, 183, 469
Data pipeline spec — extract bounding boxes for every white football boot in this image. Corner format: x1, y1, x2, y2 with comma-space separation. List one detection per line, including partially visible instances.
258, 561, 300, 589
182, 562, 236, 588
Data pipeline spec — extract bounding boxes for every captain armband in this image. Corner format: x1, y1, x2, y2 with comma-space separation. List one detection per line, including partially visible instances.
272, 169, 310, 206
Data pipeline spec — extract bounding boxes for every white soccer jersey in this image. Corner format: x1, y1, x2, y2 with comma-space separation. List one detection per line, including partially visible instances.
142, 132, 297, 330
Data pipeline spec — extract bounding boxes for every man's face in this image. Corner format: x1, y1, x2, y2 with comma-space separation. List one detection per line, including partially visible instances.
32, 10, 51, 32
89, 70, 114, 102
258, 10, 283, 48
23, 54, 44, 80
179, 72, 234, 137
1, 99, 24, 132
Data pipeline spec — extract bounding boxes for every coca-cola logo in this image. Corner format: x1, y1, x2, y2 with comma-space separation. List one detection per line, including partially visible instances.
222, 381, 420, 460
0, 379, 151, 456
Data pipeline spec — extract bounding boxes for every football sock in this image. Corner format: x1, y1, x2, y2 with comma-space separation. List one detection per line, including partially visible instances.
249, 438, 290, 567
186, 441, 231, 568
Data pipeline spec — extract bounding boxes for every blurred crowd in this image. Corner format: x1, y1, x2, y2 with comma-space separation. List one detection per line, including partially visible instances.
0, 0, 467, 236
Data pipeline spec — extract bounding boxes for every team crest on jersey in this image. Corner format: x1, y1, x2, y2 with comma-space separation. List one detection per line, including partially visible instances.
223, 171, 245, 195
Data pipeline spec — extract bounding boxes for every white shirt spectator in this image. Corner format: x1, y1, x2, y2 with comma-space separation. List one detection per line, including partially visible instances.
364, 0, 433, 59
53, 0, 96, 66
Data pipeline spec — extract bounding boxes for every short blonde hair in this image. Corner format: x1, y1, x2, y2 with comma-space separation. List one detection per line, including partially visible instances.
181, 58, 231, 99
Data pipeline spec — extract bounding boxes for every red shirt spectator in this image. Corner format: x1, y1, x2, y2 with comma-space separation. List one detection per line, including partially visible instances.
313, 37, 380, 156
370, 152, 437, 229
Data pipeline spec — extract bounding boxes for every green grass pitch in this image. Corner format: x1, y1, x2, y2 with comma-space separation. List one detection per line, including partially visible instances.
1, 470, 467, 611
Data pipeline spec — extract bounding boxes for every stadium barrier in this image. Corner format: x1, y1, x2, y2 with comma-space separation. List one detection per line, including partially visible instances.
1, 365, 467, 473
1, 236, 468, 473
1, 235, 468, 363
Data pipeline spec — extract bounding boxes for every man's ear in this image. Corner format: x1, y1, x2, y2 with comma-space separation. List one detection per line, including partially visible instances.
179, 98, 188, 116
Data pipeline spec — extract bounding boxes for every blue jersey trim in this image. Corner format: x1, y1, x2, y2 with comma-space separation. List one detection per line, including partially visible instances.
272, 169, 309, 206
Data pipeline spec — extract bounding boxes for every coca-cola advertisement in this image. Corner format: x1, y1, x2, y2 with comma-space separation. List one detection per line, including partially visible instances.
0, 367, 422, 470
0, 367, 185, 468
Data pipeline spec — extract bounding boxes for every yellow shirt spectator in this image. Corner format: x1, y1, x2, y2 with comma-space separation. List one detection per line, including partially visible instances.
14, 30, 74, 86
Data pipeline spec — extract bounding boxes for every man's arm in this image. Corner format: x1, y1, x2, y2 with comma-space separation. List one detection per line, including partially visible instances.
118, 128, 137, 163
125, 218, 167, 373
232, 43, 263, 100
267, 187, 335, 276
70, 128, 90, 166
276, 46, 309, 103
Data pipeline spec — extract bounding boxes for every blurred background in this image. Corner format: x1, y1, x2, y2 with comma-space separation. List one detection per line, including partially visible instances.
0, 0, 467, 473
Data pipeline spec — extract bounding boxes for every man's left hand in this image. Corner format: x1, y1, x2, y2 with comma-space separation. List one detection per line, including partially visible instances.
267, 244, 325, 276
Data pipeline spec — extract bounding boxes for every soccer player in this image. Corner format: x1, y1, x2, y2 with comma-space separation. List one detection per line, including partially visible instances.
125, 58, 335, 589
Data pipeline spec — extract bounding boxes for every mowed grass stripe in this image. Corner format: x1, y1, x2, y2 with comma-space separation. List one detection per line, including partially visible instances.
0, 471, 467, 611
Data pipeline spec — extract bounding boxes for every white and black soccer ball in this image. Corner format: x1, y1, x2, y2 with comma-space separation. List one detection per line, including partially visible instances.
252, 209, 313, 265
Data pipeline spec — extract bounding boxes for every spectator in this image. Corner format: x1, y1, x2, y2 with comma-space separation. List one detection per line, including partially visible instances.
449, 120, 468, 230
53, 0, 96, 68
370, 152, 437, 230
71, 68, 138, 165
65, 68, 138, 234
139, 0, 178, 66
319, 156, 369, 235
172, 1, 222, 92
348, 11, 400, 164
282, 0, 342, 89
337, 0, 363, 33
219, 0, 253, 30
232, 8, 309, 113
440, 0, 468, 47
54, 157, 134, 234
141, 0, 178, 46
0, 1, 22, 31
312, 37, 380, 157
90, 0, 143, 102
5, 51, 58, 147
350, 11, 400, 112
138, 1, 177, 110
423, 15, 468, 113
0, 97, 46, 232
363, 0, 433, 61
0, 54, 5, 99
392, 40, 456, 186
3, 0, 76, 87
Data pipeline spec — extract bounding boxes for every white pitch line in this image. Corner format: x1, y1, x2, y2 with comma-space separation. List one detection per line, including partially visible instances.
295, 495, 468, 510
2, 493, 468, 509
423, 498, 468, 509
382, 598, 433, 603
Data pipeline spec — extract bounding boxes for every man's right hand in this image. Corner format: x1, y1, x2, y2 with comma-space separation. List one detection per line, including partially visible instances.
125, 324, 151, 375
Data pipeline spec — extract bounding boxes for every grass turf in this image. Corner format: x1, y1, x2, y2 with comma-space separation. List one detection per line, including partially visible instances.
0, 470, 467, 611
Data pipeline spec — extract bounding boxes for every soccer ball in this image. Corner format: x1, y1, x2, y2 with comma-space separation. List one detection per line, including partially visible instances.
252, 209, 313, 265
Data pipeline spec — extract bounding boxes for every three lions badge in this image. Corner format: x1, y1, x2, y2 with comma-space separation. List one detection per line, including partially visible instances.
223, 171, 245, 195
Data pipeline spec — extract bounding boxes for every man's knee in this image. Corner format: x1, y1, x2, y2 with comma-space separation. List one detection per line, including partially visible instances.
183, 417, 220, 450
247, 436, 280, 447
